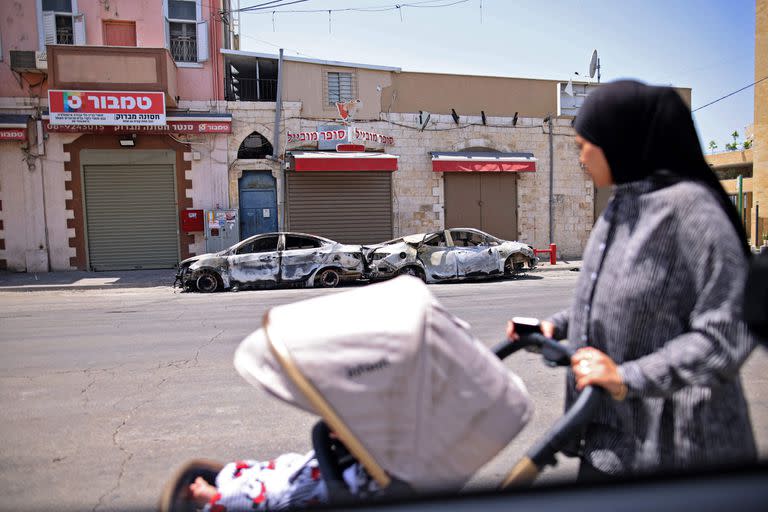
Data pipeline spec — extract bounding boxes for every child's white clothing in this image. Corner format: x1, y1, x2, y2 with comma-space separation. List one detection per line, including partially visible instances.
203, 451, 374, 511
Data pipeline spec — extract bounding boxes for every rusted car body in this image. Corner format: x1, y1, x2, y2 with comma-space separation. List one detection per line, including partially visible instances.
176, 232, 364, 292
363, 228, 537, 283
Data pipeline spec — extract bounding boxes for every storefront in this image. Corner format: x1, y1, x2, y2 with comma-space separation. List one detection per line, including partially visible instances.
431, 151, 537, 241
286, 150, 398, 245
43, 96, 232, 270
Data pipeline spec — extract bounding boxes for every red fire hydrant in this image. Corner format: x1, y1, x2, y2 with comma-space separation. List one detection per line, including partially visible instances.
533, 243, 557, 265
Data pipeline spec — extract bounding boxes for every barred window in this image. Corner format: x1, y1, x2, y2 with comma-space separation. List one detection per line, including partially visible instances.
169, 21, 196, 63
327, 71, 354, 105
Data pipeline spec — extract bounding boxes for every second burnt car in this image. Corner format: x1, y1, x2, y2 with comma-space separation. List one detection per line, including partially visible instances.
363, 228, 537, 283
176, 232, 364, 292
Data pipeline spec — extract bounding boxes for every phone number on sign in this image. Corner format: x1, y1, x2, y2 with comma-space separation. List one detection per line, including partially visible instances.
114, 114, 162, 121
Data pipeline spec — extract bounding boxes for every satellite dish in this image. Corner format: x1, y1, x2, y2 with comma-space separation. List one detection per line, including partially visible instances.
589, 49, 600, 82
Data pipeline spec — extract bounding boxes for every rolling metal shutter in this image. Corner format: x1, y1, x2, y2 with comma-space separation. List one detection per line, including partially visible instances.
286, 172, 392, 245
83, 163, 178, 270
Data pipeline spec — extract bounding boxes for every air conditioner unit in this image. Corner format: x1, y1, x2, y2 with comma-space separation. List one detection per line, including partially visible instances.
9, 50, 46, 73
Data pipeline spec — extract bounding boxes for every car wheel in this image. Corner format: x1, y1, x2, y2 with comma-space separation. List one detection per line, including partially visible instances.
504, 256, 525, 276
398, 266, 425, 282
195, 270, 220, 293
317, 268, 341, 288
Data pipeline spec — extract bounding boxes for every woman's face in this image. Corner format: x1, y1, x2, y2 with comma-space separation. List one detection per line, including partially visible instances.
575, 135, 613, 187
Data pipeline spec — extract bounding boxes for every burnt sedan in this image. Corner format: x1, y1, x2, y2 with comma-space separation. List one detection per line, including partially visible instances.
364, 228, 537, 283
176, 232, 364, 292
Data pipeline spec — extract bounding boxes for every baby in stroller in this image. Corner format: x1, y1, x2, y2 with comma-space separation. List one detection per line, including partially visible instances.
162, 275, 534, 511
187, 451, 374, 511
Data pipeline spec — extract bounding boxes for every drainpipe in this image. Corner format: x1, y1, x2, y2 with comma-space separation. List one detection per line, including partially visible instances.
272, 48, 285, 230
737, 174, 743, 225
547, 114, 554, 246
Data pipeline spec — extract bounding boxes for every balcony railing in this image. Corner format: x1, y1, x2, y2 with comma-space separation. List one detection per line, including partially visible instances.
227, 78, 277, 102
57, 29, 73, 45
170, 37, 197, 63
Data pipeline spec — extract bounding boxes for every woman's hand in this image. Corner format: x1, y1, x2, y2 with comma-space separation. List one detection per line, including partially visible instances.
571, 347, 628, 401
505, 319, 555, 340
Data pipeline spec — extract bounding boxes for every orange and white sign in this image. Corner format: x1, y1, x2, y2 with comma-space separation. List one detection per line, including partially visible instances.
48, 90, 166, 126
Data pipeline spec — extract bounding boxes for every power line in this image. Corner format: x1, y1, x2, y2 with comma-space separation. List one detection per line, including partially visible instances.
692, 75, 768, 113
222, 0, 469, 15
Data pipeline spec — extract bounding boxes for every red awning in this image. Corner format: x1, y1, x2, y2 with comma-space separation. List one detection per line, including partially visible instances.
431, 151, 536, 172
290, 151, 398, 172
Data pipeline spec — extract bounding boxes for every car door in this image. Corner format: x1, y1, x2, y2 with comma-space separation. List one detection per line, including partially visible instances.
417, 231, 457, 280
280, 234, 326, 282
227, 234, 280, 284
451, 229, 501, 277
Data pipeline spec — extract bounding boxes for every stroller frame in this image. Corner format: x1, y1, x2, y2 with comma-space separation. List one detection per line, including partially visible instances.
159, 326, 601, 511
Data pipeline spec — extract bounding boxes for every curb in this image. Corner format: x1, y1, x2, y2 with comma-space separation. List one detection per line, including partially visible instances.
0, 283, 175, 293
0, 264, 582, 292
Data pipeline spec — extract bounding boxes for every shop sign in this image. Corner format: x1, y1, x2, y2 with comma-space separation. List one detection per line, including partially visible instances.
48, 90, 166, 126
44, 120, 231, 134
0, 128, 27, 141
351, 127, 394, 145
287, 127, 395, 146
287, 128, 348, 144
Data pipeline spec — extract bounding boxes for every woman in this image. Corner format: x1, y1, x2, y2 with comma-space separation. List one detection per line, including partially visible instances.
508, 80, 757, 479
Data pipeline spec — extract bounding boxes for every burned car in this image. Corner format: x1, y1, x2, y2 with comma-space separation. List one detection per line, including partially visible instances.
363, 228, 537, 283
176, 232, 364, 292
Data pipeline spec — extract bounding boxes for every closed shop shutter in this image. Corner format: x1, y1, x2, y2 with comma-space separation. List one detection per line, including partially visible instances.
444, 173, 518, 241
83, 163, 178, 270
286, 171, 392, 245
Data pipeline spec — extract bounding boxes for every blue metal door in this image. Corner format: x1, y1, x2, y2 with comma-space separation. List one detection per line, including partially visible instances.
238, 171, 278, 240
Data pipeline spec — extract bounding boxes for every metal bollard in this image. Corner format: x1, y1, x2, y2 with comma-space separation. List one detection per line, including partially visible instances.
533, 244, 557, 265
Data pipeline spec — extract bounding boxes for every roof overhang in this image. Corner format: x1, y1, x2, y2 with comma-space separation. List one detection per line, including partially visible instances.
289, 151, 398, 172
221, 49, 402, 73
430, 151, 536, 172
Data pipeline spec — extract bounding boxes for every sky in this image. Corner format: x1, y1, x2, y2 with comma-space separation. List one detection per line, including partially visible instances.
232, 0, 757, 152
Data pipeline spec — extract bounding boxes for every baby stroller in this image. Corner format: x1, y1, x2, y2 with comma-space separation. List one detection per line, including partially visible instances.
159, 276, 600, 511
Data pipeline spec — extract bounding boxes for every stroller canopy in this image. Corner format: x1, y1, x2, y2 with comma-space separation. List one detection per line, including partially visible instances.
234, 276, 532, 490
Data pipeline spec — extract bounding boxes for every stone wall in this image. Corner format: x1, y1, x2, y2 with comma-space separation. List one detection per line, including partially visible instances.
285, 112, 592, 258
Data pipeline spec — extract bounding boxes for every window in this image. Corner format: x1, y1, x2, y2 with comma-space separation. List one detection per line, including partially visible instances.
166, 0, 208, 63
451, 230, 487, 247
237, 235, 278, 254
237, 132, 274, 159
423, 232, 447, 247
327, 71, 355, 105
168, 0, 196, 19
40, 0, 84, 47
284, 236, 322, 250
169, 21, 196, 62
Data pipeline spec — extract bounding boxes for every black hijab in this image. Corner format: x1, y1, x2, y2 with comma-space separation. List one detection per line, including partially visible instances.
575, 80, 751, 256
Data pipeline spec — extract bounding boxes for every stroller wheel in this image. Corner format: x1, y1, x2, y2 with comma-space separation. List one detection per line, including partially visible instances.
158, 459, 224, 512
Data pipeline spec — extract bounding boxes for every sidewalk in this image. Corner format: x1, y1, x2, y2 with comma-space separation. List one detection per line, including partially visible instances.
534, 259, 582, 273
0, 269, 176, 292
0, 260, 582, 292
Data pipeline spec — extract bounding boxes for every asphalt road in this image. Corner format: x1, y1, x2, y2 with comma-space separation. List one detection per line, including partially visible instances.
1, 271, 766, 511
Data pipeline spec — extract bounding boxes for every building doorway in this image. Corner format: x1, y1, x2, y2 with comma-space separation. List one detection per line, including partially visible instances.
444, 173, 518, 241
239, 171, 277, 240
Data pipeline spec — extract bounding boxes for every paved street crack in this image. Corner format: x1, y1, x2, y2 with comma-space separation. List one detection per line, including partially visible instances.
94, 330, 224, 509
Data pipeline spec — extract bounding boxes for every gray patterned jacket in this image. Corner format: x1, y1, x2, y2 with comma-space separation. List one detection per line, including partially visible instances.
549, 178, 757, 474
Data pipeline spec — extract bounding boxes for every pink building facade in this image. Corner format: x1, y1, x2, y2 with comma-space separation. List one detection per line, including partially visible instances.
0, 0, 231, 271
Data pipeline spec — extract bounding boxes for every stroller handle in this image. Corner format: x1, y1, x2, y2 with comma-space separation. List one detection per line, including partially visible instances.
492, 332, 573, 365
495, 332, 603, 488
